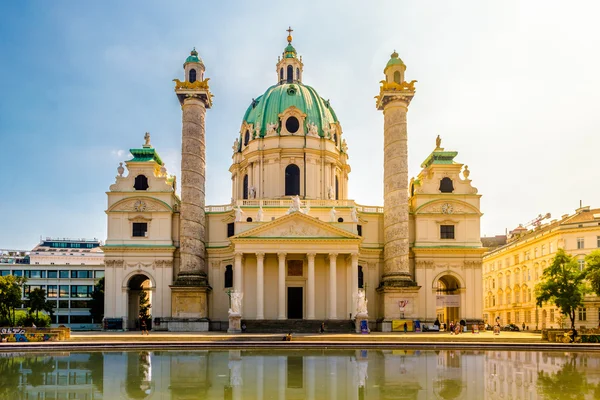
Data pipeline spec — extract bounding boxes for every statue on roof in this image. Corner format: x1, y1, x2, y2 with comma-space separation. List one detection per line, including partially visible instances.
435, 135, 441, 149
143, 132, 152, 148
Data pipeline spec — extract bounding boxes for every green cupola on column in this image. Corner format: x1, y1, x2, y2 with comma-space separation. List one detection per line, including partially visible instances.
184, 48, 205, 83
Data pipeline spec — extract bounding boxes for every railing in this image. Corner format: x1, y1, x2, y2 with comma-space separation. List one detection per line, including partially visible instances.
205, 199, 384, 213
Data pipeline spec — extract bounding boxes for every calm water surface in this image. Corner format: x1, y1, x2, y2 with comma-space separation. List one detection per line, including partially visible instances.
1, 349, 599, 399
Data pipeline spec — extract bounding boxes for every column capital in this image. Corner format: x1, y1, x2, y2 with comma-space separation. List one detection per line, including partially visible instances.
306, 252, 316, 260
328, 252, 338, 260
255, 252, 265, 260
234, 252, 244, 260
347, 252, 359, 261
277, 252, 287, 260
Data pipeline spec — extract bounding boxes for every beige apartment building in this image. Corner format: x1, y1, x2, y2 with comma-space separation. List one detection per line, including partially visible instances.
482, 206, 600, 330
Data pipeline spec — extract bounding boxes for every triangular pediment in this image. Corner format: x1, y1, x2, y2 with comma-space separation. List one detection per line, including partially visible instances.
232, 212, 361, 240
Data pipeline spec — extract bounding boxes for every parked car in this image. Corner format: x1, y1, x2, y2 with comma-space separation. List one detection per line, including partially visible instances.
502, 324, 520, 331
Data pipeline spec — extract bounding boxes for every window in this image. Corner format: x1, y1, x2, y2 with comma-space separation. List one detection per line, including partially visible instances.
492, 296, 496, 306
296, 67, 300, 81
244, 130, 250, 146
25, 270, 45, 279
541, 245, 546, 256
287, 65, 293, 83
492, 279, 495, 289
534, 248, 538, 258
528, 289, 532, 302
550, 309, 555, 322
285, 116, 300, 133
46, 285, 57, 298
549, 243, 554, 253
134, 175, 149, 191
243, 174, 249, 199
70, 315, 92, 324
71, 285, 93, 298
224, 265, 233, 288
48, 270, 57, 279
440, 225, 455, 239
279, 68, 284, 82
514, 255, 519, 264
507, 311, 511, 323
70, 300, 89, 309
579, 308, 587, 321
59, 285, 69, 298
578, 260, 585, 271
12, 270, 23, 277
58, 300, 69, 309
577, 237, 584, 249
357, 225, 362, 236
59, 270, 69, 279
393, 70, 401, 84
439, 177, 454, 193
506, 275, 510, 286
58, 315, 69, 324
597, 236, 600, 248
515, 291, 520, 303
285, 164, 300, 195
335, 176, 339, 200
132, 222, 148, 237
71, 270, 91, 279
0, 270, 10, 276
94, 271, 104, 279
189, 68, 196, 83
506, 293, 511, 304
358, 266, 364, 288
227, 223, 235, 237
515, 313, 520, 323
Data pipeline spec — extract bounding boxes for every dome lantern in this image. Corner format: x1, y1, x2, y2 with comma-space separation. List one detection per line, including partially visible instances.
183, 48, 205, 83
276, 27, 303, 84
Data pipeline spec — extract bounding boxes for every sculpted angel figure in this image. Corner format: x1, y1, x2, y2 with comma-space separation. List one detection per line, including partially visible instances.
266, 122, 278, 137
232, 138, 239, 152
355, 289, 368, 315
328, 185, 334, 200
307, 121, 319, 137
288, 195, 302, 213
234, 205, 245, 222
257, 206, 264, 222
249, 186, 256, 199
341, 139, 348, 153
329, 207, 337, 222
436, 135, 442, 149
301, 202, 311, 215
229, 291, 243, 315
144, 132, 151, 147
351, 206, 358, 222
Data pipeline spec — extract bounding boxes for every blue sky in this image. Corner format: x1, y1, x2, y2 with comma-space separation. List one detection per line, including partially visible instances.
1, 1, 599, 250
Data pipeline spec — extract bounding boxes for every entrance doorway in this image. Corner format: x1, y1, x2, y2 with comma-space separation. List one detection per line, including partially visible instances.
435, 275, 461, 327
127, 274, 152, 330
287, 287, 303, 319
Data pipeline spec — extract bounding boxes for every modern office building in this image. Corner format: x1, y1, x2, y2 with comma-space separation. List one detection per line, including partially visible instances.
0, 238, 104, 329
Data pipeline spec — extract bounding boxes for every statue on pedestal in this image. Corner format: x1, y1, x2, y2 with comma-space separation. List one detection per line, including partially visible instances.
288, 195, 301, 213
235, 206, 244, 222
329, 207, 337, 222
328, 185, 334, 200
229, 292, 243, 315
355, 289, 368, 316
351, 206, 358, 222
249, 186, 256, 199
257, 206, 264, 222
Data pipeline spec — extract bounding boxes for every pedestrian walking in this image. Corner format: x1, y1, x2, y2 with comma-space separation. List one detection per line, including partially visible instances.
320, 322, 326, 333
403, 322, 408, 333
141, 319, 149, 335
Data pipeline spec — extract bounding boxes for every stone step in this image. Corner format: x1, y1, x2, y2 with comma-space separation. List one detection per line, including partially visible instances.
242, 319, 354, 333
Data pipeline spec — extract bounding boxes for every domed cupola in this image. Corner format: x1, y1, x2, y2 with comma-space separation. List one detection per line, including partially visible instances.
229, 28, 351, 202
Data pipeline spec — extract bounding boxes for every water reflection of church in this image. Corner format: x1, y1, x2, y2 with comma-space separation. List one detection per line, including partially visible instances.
8, 349, 600, 399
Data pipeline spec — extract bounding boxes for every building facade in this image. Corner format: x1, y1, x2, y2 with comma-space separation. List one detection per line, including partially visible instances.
482, 206, 600, 330
103, 31, 483, 331
0, 238, 104, 329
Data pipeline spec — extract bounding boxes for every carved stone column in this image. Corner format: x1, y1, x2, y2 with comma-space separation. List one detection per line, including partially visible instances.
329, 253, 338, 319
375, 62, 415, 288
307, 253, 316, 319
277, 252, 286, 320
170, 69, 213, 327
350, 253, 359, 318
256, 252, 265, 320
234, 252, 243, 293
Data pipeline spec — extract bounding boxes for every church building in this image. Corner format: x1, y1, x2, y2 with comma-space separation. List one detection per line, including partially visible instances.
102, 30, 484, 332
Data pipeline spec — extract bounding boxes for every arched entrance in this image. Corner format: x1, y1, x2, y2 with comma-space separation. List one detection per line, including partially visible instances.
435, 275, 461, 328
127, 274, 152, 330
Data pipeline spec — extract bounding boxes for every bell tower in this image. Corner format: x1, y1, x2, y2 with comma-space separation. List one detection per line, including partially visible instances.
170, 48, 213, 329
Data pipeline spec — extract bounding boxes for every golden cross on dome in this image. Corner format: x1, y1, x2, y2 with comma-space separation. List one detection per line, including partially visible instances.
286, 26, 293, 43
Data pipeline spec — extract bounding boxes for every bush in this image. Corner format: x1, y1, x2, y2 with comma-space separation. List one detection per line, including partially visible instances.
14, 311, 51, 328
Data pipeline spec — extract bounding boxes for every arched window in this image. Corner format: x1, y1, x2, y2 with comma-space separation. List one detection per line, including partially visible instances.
189, 69, 197, 83
285, 164, 300, 195
280, 68, 284, 82
333, 133, 338, 145
335, 176, 339, 200
287, 65, 293, 83
410, 183, 415, 197
244, 130, 250, 146
439, 177, 454, 193
393, 71, 401, 84
243, 175, 249, 199
224, 265, 233, 288
134, 175, 149, 191
358, 266, 364, 288
296, 68, 300, 81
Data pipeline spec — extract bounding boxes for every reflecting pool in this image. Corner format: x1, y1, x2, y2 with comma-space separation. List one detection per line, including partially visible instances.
1, 349, 600, 399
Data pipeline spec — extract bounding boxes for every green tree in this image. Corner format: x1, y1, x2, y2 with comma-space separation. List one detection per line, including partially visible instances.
537, 355, 591, 399
89, 277, 105, 323
28, 288, 47, 321
584, 250, 600, 295
536, 249, 589, 329
0, 275, 26, 326
138, 290, 151, 325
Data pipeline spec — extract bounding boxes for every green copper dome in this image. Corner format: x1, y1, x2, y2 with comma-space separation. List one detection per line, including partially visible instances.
284, 44, 297, 58
385, 50, 405, 70
184, 48, 203, 65
241, 83, 338, 138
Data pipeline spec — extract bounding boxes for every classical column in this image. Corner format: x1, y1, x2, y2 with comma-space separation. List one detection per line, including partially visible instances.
375, 52, 416, 287
248, 162, 254, 190
307, 253, 316, 319
350, 253, 359, 318
256, 252, 265, 320
278, 252, 286, 320
329, 253, 338, 319
171, 56, 212, 325
234, 252, 243, 293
